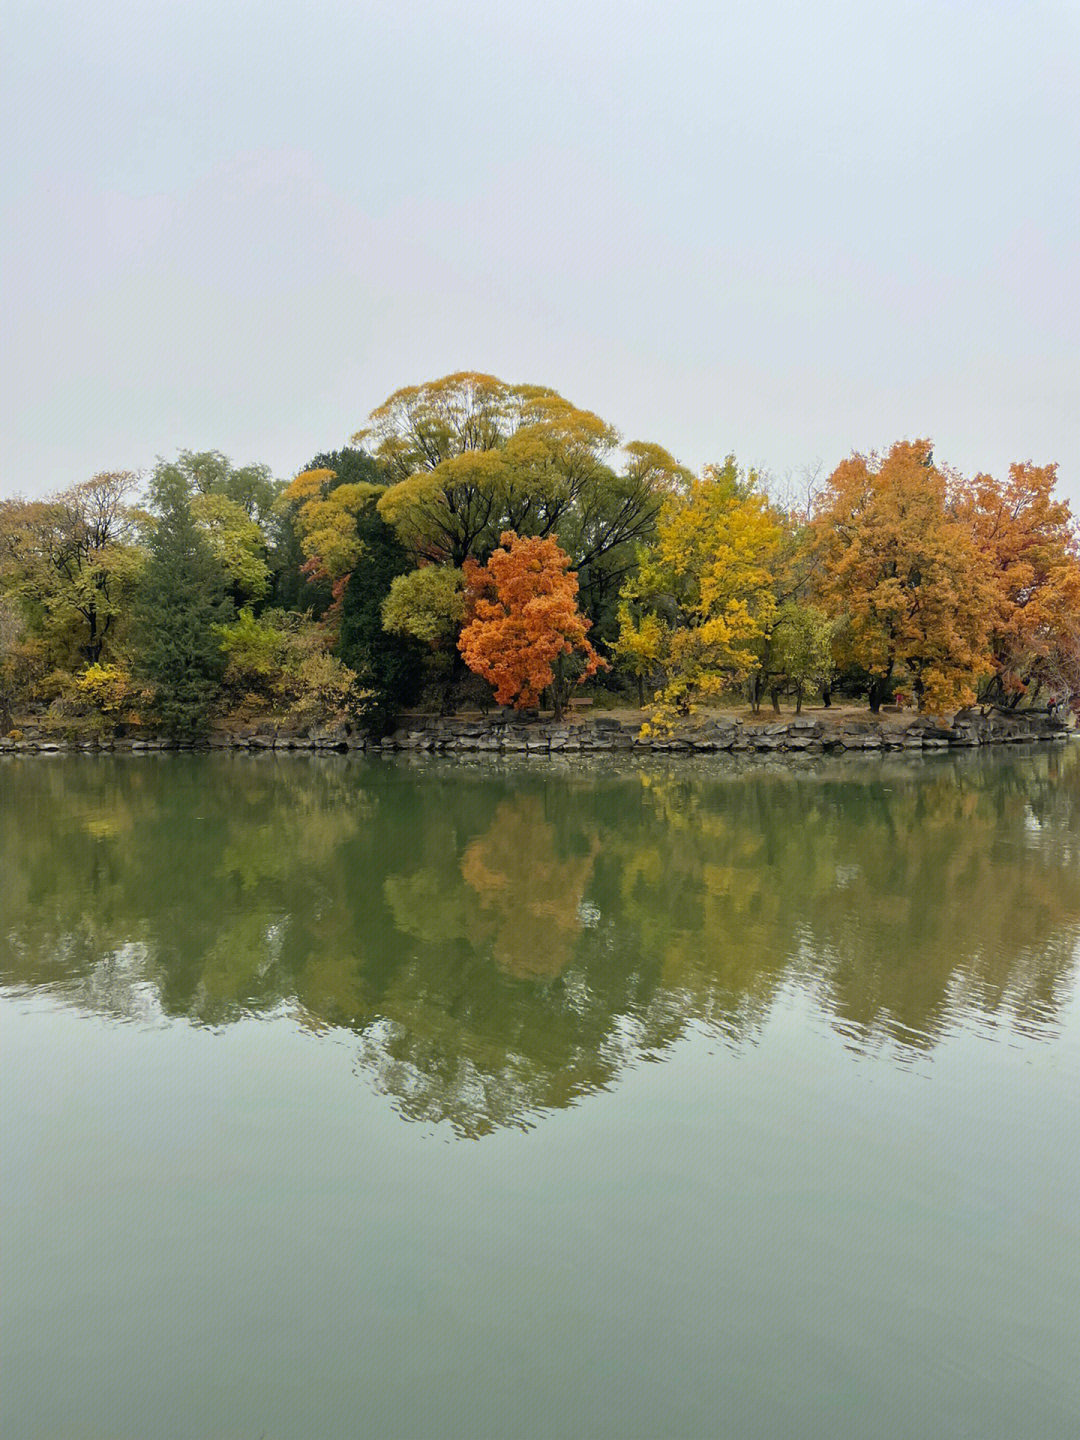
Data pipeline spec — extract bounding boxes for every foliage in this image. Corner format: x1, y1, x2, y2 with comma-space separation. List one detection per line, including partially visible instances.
160, 450, 281, 528
0, 472, 143, 667
358, 373, 689, 594
964, 462, 1080, 707
0, 594, 26, 732
613, 601, 665, 707
216, 607, 361, 726
287, 649, 361, 727
337, 504, 423, 735
382, 566, 466, 646
458, 531, 606, 718
189, 492, 271, 604
810, 441, 998, 712
768, 603, 835, 712
1, 408, 1076, 731
64, 663, 143, 733
618, 458, 782, 728
277, 461, 382, 586
133, 464, 234, 736
73, 662, 134, 715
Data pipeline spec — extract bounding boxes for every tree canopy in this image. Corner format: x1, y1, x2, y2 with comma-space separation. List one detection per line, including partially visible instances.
356, 374, 689, 608
458, 531, 606, 718
0, 383, 1076, 737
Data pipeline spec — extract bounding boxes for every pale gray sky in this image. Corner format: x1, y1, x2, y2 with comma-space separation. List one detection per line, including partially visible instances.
3, 1, 1078, 503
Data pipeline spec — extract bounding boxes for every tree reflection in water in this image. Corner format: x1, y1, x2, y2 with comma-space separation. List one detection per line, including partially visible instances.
2, 747, 1079, 1136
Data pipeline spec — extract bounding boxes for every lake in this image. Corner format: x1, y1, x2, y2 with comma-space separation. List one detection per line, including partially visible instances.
2, 747, 1079, 1439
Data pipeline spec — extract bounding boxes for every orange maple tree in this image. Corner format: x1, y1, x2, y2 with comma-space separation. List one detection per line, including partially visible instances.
458, 531, 606, 717
963, 462, 1080, 707
810, 440, 998, 712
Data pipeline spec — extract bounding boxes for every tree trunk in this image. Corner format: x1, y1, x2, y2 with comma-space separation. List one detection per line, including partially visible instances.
637, 673, 644, 709
440, 650, 466, 716
821, 681, 832, 708
749, 671, 764, 715
770, 686, 782, 714
795, 685, 803, 715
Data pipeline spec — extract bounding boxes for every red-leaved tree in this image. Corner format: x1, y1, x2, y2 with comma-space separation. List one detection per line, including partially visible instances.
458, 531, 606, 718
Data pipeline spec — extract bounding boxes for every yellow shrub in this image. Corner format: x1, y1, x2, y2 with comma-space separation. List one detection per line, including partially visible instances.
74, 664, 132, 715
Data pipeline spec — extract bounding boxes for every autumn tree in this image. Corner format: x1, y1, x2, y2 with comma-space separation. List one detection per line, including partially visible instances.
271, 449, 384, 613
0, 594, 25, 733
810, 441, 997, 712
0, 472, 143, 666
458, 531, 606, 719
355, 374, 689, 624
616, 458, 782, 726
276, 465, 380, 590
963, 462, 1080, 708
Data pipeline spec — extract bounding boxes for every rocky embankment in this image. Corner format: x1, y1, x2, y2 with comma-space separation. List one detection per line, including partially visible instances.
1, 708, 1069, 756
375, 709, 1070, 754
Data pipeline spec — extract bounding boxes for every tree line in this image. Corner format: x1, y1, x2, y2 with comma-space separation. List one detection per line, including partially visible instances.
1, 371, 1077, 737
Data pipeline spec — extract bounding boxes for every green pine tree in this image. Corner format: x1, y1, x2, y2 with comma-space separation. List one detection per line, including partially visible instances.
134, 464, 234, 736
338, 503, 423, 737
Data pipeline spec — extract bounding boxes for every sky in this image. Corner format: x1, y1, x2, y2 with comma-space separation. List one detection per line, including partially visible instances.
3, 0, 1078, 505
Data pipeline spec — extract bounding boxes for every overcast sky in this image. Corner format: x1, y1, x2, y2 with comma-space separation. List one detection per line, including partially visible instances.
3, 0, 1077, 504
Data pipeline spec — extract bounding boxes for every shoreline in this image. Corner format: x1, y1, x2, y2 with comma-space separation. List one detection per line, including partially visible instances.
1, 709, 1071, 758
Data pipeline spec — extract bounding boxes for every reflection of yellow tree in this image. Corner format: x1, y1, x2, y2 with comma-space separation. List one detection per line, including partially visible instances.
4, 749, 1080, 1137
608, 753, 1080, 1051
460, 796, 599, 978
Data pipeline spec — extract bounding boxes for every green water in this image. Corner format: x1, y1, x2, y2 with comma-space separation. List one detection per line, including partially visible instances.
2, 748, 1079, 1439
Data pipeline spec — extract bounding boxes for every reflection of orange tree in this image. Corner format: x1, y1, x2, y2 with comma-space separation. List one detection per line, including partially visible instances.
459, 795, 600, 978
5, 750, 1080, 1136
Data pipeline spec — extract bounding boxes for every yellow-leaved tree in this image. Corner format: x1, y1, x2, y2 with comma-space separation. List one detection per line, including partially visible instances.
276, 468, 382, 586
616, 457, 782, 728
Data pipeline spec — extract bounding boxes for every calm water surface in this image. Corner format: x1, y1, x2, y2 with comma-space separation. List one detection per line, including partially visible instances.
2, 747, 1079, 1439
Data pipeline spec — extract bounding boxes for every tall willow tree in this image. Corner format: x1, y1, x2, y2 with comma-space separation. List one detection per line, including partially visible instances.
353, 372, 690, 638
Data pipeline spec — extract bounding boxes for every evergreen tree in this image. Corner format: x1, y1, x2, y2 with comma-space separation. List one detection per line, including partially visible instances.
338, 503, 423, 736
134, 464, 234, 736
